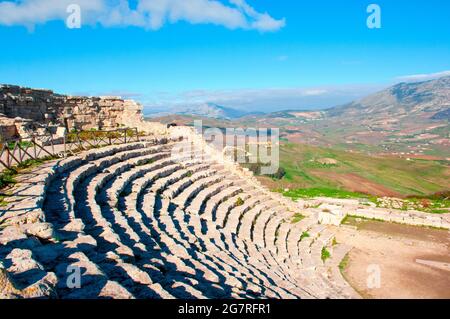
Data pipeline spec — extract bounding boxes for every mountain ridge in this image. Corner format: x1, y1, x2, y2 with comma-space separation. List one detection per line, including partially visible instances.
151, 76, 450, 157
146, 102, 258, 119
326, 76, 450, 120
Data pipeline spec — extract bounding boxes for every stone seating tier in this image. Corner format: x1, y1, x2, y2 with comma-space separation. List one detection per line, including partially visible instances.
0, 136, 358, 299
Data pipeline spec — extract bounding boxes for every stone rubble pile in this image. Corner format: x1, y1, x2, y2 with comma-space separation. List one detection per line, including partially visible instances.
299, 198, 450, 230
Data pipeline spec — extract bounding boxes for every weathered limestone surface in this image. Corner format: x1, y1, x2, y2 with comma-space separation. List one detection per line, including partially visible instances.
0, 84, 166, 139
0, 115, 16, 139
318, 204, 346, 226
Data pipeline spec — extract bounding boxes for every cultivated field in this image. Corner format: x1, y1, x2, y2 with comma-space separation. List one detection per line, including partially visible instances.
258, 142, 450, 198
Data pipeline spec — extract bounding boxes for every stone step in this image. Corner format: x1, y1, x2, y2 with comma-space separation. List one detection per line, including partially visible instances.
252, 209, 277, 248
223, 195, 267, 234
185, 179, 235, 215
163, 169, 218, 200
173, 174, 227, 210
215, 193, 253, 227
202, 186, 243, 222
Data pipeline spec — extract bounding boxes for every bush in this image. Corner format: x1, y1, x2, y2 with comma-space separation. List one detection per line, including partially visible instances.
420, 199, 431, 208
269, 167, 286, 180
300, 231, 310, 241
248, 163, 262, 175
321, 247, 331, 262
332, 237, 338, 246
235, 197, 244, 206
291, 213, 304, 224
246, 163, 285, 180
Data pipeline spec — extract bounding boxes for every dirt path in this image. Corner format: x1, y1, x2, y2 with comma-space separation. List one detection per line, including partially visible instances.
334, 219, 450, 299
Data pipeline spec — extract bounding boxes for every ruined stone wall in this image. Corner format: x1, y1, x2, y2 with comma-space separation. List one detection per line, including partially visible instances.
0, 84, 166, 139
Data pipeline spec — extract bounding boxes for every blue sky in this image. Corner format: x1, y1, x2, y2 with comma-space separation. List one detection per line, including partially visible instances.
0, 0, 449, 113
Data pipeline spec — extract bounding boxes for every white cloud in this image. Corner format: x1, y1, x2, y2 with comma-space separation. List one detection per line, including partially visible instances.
0, 0, 104, 28
228, 0, 285, 31
396, 70, 450, 82
302, 89, 327, 96
0, 0, 285, 32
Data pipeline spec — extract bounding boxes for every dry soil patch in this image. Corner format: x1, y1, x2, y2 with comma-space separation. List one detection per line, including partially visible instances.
335, 219, 450, 298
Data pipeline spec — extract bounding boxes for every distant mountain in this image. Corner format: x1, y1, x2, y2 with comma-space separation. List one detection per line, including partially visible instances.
248, 110, 324, 120
431, 108, 450, 120
326, 76, 450, 121
149, 103, 253, 119
220, 76, 449, 156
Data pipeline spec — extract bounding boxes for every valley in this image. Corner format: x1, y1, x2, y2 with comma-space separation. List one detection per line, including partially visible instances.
151, 77, 450, 200
266, 142, 449, 198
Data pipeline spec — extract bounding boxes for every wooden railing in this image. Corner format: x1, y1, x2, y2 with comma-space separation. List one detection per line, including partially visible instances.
64, 128, 140, 155
0, 128, 140, 169
0, 133, 61, 169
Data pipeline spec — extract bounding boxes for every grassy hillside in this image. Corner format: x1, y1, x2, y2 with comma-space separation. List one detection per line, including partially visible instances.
257, 142, 450, 198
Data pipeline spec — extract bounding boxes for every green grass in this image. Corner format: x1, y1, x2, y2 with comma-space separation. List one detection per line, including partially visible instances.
343, 214, 448, 230
332, 237, 338, 246
7, 140, 33, 150
0, 156, 58, 190
372, 196, 449, 214
291, 213, 305, 224
0, 169, 17, 189
143, 158, 155, 165
343, 215, 385, 227
339, 253, 350, 272
16, 157, 53, 170
282, 187, 373, 200
300, 231, 310, 241
321, 247, 331, 262
0, 194, 9, 207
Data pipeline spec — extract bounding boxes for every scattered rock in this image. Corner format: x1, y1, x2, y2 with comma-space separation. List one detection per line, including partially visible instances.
317, 158, 338, 165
